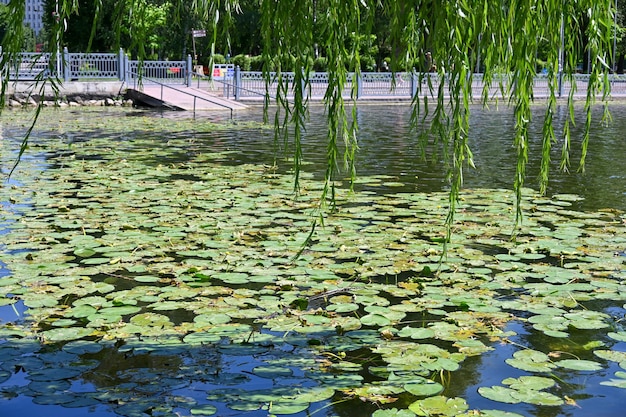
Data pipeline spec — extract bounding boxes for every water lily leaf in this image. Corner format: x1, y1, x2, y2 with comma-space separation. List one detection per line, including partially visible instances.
268, 401, 309, 415
72, 296, 112, 308
28, 367, 83, 381
213, 272, 249, 284
408, 395, 469, 416
404, 381, 444, 397
134, 275, 161, 283
80, 257, 112, 265
533, 325, 569, 338
190, 404, 218, 415
326, 302, 359, 313
608, 332, 626, 342
251, 365, 293, 379
398, 326, 435, 340
509, 389, 564, 406
130, 313, 173, 327
594, 350, 626, 363
28, 379, 72, 393
372, 408, 417, 417
360, 313, 392, 327
290, 387, 335, 403
62, 340, 104, 355
97, 305, 142, 316
505, 349, 556, 372
86, 312, 123, 325
73, 247, 96, 258
183, 332, 222, 345
194, 313, 232, 326
31, 393, 79, 405
40, 327, 93, 342
23, 295, 58, 308
568, 319, 609, 330
478, 386, 521, 404
66, 304, 98, 318
556, 359, 603, 371
51, 318, 78, 327
472, 411, 526, 417
0, 370, 11, 384
600, 378, 626, 389
301, 314, 332, 325
501, 376, 555, 391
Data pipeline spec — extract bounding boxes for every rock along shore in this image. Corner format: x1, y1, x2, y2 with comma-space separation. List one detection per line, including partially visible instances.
4, 81, 133, 108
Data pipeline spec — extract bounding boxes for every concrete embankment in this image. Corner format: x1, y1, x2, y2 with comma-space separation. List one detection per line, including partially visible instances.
4, 81, 131, 107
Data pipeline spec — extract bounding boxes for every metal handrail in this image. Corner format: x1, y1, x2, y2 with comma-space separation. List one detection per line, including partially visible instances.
128, 70, 234, 118
191, 71, 274, 101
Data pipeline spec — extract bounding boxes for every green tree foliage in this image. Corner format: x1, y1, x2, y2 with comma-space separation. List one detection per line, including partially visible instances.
616, 0, 626, 71
0, 4, 10, 46
1, 0, 618, 242
0, 3, 36, 51
42, 0, 117, 52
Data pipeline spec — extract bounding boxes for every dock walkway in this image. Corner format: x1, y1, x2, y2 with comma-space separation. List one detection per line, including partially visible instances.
126, 84, 247, 111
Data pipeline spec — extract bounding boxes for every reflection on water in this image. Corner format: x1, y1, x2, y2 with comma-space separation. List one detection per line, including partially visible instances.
303, 104, 624, 212
166, 103, 625, 212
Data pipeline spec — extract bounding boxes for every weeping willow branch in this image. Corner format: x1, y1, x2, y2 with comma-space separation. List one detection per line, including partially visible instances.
1, 0, 617, 249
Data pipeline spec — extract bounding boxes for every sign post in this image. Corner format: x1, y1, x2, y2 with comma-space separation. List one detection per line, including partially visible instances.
191, 29, 206, 68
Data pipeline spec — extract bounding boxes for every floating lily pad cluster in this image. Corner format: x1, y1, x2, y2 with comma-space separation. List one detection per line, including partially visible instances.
0, 108, 625, 417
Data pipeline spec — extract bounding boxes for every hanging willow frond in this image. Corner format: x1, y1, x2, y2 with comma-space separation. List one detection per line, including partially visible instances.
1, 0, 616, 244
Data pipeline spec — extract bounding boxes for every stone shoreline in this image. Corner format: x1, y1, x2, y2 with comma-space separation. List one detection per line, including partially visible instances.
4, 81, 132, 108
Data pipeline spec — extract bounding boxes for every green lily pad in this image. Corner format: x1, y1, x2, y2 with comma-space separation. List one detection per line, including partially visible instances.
505, 349, 556, 372
360, 313, 392, 327
608, 332, 626, 342
0, 370, 12, 384
40, 327, 94, 342
97, 305, 142, 316
268, 401, 309, 415
509, 390, 564, 406
73, 247, 97, 258
594, 350, 626, 363
190, 404, 218, 415
502, 376, 555, 391
478, 386, 521, 404
404, 381, 444, 397
251, 365, 293, 379
556, 359, 603, 371
28, 367, 83, 381
62, 340, 104, 355
408, 395, 469, 416
398, 326, 436, 340
474, 411, 526, 417
372, 408, 417, 417
600, 378, 626, 389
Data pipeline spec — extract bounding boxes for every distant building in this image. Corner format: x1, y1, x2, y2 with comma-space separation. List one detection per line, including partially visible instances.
0, 0, 44, 35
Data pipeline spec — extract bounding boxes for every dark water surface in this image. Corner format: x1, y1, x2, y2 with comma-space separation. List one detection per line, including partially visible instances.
153, 103, 625, 211
0, 104, 624, 417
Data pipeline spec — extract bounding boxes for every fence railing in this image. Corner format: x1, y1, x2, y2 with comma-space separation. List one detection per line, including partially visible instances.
4, 49, 626, 100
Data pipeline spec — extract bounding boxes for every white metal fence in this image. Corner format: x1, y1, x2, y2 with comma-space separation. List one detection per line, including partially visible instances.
4, 48, 626, 100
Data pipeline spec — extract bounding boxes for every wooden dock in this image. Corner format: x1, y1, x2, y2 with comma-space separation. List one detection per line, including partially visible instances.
126, 84, 247, 112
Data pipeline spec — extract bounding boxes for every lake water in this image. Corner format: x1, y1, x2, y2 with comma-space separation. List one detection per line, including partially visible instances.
0, 103, 624, 417
144, 103, 625, 211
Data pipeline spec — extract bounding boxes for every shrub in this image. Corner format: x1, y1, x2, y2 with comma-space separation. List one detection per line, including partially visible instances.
249, 55, 265, 71
232, 54, 251, 71
313, 57, 327, 72
212, 54, 226, 65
